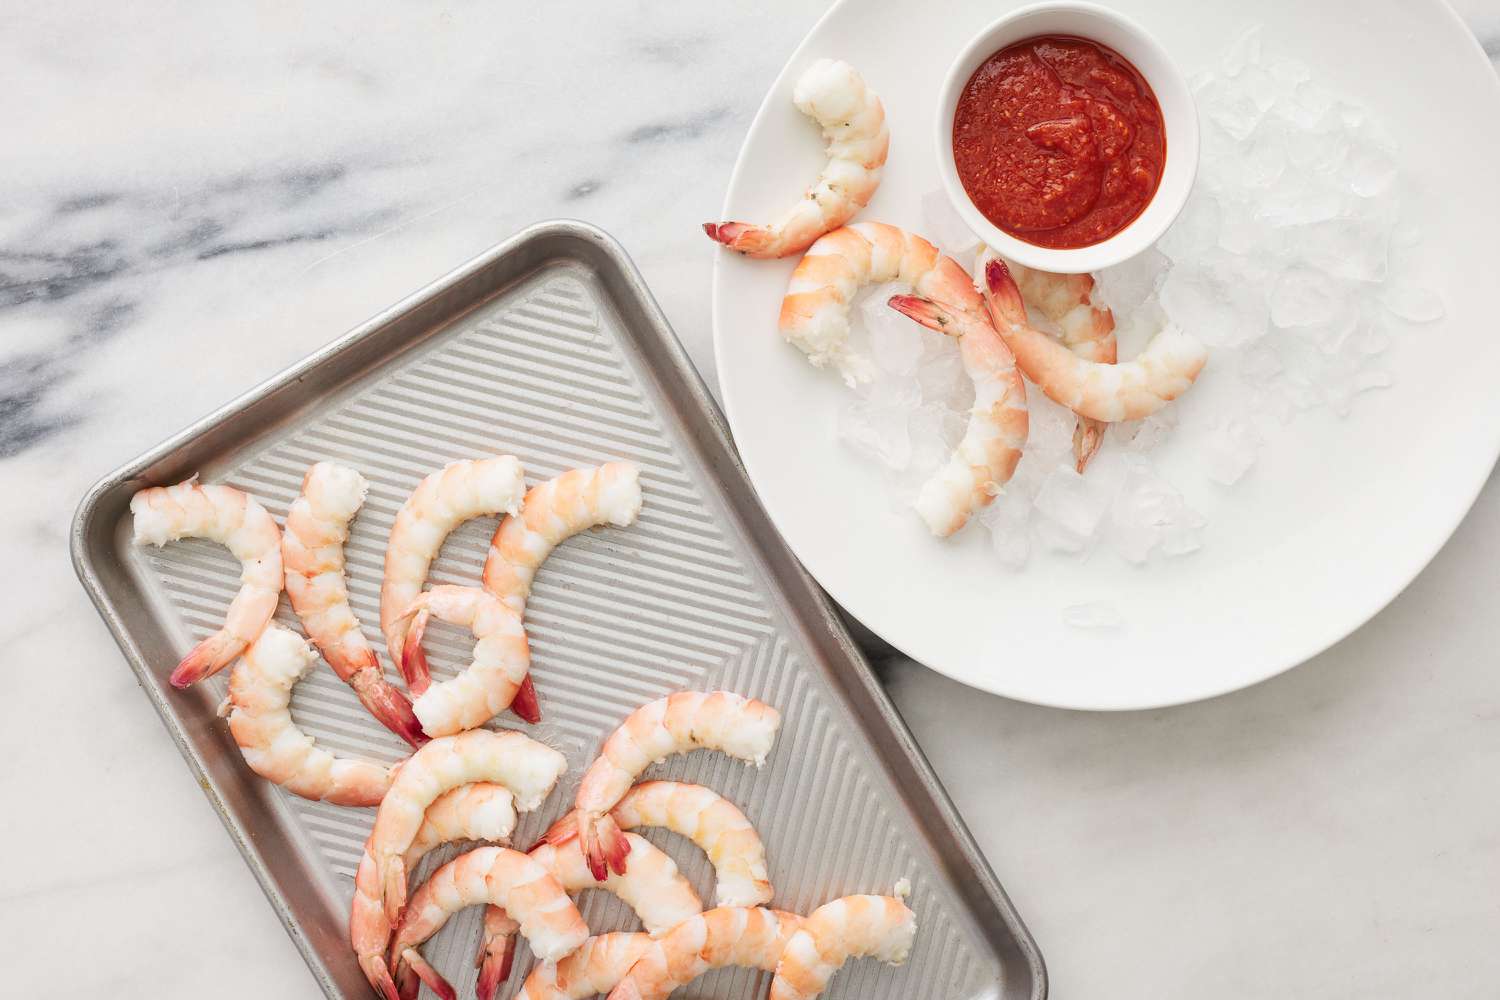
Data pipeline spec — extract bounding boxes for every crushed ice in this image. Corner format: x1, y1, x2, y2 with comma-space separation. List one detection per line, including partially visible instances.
835, 27, 1439, 573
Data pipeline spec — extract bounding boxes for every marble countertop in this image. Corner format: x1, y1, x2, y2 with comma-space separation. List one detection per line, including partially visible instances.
5, 2, 1498, 997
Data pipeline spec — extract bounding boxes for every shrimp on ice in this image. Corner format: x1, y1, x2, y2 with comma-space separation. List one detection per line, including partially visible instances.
607, 907, 805, 1000
777, 222, 985, 386
981, 257, 1207, 422
379, 457, 525, 672
769, 894, 917, 1000
283, 462, 425, 747
350, 728, 567, 998
704, 59, 888, 258
481, 462, 643, 723
476, 834, 703, 999
540, 691, 781, 881
131, 478, 282, 687
392, 585, 532, 736
388, 846, 589, 1000
887, 289, 1029, 537
515, 932, 652, 1000
222, 624, 394, 806
550, 780, 772, 907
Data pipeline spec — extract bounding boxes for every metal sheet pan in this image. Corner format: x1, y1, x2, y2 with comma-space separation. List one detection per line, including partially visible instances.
71, 220, 1045, 1000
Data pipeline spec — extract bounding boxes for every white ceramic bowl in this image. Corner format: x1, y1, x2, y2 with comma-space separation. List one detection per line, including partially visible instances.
934, 0, 1199, 273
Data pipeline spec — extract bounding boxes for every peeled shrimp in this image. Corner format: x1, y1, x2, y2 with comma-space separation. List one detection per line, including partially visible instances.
769, 894, 917, 1000
222, 624, 393, 806
283, 462, 425, 747
515, 932, 652, 1000
379, 457, 526, 671
607, 907, 805, 1000
392, 585, 531, 736
978, 249, 1118, 471
704, 59, 888, 258
389, 846, 589, 1000
887, 292, 1029, 537
406, 783, 518, 864
350, 728, 567, 998
476, 833, 703, 997
131, 478, 282, 687
982, 257, 1206, 422
777, 223, 982, 386
550, 780, 771, 907
541, 691, 781, 881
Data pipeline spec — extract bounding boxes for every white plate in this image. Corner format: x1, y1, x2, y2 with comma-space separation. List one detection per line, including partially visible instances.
711, 0, 1500, 710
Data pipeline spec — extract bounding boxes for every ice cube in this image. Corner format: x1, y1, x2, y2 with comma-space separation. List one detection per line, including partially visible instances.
1238, 342, 1283, 385
838, 398, 911, 470
921, 189, 980, 258
858, 282, 922, 374
907, 404, 955, 478
1160, 253, 1269, 348
1109, 407, 1179, 452
1346, 135, 1397, 198
1062, 601, 1125, 631
1096, 246, 1170, 314
979, 495, 1031, 570
1203, 416, 1261, 486
1257, 173, 1344, 227
1026, 394, 1077, 458
1198, 75, 1265, 141
1269, 267, 1339, 329
1378, 283, 1444, 323
1160, 507, 1207, 557
915, 335, 969, 407
1158, 191, 1222, 261
1034, 467, 1113, 539
1221, 27, 1262, 76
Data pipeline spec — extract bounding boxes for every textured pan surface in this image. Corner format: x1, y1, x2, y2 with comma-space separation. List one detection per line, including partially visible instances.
72, 222, 1043, 999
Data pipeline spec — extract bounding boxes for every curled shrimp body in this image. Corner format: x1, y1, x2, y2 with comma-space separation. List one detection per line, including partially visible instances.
131, 478, 282, 687
769, 894, 917, 1000
476, 834, 703, 997
389, 846, 589, 1000
607, 907, 805, 1000
405, 783, 518, 864
979, 250, 1117, 471
608, 780, 772, 906
283, 462, 424, 747
888, 292, 1029, 538
222, 624, 393, 806
541, 691, 781, 881
379, 457, 526, 672
393, 585, 531, 736
982, 258, 1206, 422
515, 932, 652, 1000
778, 223, 980, 386
704, 59, 888, 258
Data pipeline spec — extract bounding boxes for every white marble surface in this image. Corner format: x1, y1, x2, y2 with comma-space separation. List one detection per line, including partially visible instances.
4, 2, 1498, 997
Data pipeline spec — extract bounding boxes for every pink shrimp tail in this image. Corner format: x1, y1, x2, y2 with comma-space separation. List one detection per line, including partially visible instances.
398, 608, 432, 696
702, 221, 777, 256
536, 809, 580, 849
350, 668, 428, 747
888, 294, 960, 336
169, 633, 244, 687
473, 925, 517, 1000
607, 977, 646, 1000
398, 948, 456, 1000
982, 258, 1028, 325
1074, 419, 1106, 473
359, 954, 401, 1000
382, 860, 409, 925
510, 673, 542, 724
583, 814, 630, 881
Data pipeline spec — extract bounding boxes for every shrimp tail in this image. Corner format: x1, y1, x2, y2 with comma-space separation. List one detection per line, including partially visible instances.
359, 954, 402, 1000
398, 948, 456, 1000
398, 608, 432, 696
349, 667, 429, 748
982, 258, 1028, 325
473, 914, 518, 1000
382, 859, 409, 925
510, 673, 542, 724
169, 633, 244, 687
1073, 418, 1107, 473
703, 221, 778, 257
583, 814, 630, 880
887, 294, 963, 337
537, 809, 580, 849
609, 978, 647, 1000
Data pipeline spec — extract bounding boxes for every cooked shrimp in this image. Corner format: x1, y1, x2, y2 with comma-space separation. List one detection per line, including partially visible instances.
221, 624, 393, 805
550, 781, 772, 906
541, 691, 781, 881
389, 846, 589, 1000
131, 478, 282, 687
476, 833, 703, 997
979, 250, 1117, 471
607, 907, 805, 1000
777, 223, 982, 386
982, 258, 1207, 422
406, 783, 518, 863
887, 293, 1029, 537
704, 59, 888, 259
515, 932, 652, 1000
379, 457, 526, 672
283, 462, 425, 747
769, 894, 917, 1000
391, 586, 531, 736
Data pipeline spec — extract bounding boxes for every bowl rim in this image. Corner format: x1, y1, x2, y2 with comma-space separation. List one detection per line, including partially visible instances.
933, 0, 1199, 273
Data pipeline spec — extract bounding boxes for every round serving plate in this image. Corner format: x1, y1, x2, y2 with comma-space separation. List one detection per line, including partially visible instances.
710, 0, 1500, 710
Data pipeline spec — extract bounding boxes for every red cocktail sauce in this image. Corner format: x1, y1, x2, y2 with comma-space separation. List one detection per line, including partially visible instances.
953, 35, 1165, 249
